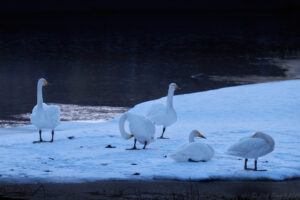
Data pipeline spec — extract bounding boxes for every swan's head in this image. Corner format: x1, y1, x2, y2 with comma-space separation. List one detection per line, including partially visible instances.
38, 78, 48, 87
251, 132, 266, 138
189, 130, 206, 142
251, 132, 275, 148
169, 83, 179, 91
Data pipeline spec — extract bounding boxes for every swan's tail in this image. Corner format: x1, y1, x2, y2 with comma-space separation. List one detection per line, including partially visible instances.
119, 113, 131, 140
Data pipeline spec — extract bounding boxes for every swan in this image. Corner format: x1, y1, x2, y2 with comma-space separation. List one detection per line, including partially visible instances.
146, 83, 178, 139
227, 132, 275, 171
119, 112, 155, 150
170, 130, 214, 162
30, 78, 60, 143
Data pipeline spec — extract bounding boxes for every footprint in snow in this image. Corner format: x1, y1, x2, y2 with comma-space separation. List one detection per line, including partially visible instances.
101, 163, 108, 166
68, 136, 75, 140
49, 157, 54, 160
131, 163, 137, 165
44, 170, 52, 173
133, 172, 140, 176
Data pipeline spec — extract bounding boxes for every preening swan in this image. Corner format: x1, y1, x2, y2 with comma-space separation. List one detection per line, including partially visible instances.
147, 83, 178, 139
119, 112, 155, 150
30, 78, 60, 143
170, 130, 214, 162
227, 132, 275, 171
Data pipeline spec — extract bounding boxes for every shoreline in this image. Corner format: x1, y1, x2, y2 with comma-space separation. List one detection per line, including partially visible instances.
0, 179, 300, 199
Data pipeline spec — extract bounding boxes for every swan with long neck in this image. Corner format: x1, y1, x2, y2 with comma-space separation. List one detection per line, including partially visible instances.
227, 132, 275, 171
170, 130, 214, 162
30, 78, 60, 143
146, 83, 178, 139
119, 112, 155, 150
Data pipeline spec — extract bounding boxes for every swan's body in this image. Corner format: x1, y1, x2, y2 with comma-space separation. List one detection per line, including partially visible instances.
30, 78, 60, 143
147, 83, 178, 139
170, 130, 214, 162
227, 132, 275, 171
119, 112, 155, 150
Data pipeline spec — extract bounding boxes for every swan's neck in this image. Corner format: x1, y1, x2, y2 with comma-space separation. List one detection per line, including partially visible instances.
189, 133, 196, 143
166, 89, 174, 109
37, 84, 43, 108
119, 113, 132, 139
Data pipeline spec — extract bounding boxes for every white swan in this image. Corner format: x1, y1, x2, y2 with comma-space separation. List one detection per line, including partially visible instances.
227, 132, 275, 171
119, 112, 155, 150
146, 83, 178, 139
170, 130, 214, 162
30, 78, 60, 143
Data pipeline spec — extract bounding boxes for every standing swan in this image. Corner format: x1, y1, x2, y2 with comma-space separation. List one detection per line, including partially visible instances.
30, 78, 60, 143
227, 132, 275, 171
119, 113, 155, 150
147, 83, 178, 139
170, 130, 214, 162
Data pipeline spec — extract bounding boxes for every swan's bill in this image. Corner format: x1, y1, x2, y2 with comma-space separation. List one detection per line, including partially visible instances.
44, 81, 48, 86
198, 132, 206, 139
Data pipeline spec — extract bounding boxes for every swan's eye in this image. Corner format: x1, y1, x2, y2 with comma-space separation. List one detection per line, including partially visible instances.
44, 81, 48, 85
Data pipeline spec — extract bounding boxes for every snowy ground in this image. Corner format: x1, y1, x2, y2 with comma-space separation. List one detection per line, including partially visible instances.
0, 80, 299, 183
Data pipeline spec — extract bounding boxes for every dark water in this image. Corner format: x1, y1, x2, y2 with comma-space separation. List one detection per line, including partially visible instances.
0, 12, 300, 127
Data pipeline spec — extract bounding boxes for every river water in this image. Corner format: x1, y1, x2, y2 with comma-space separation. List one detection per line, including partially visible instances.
0, 12, 299, 127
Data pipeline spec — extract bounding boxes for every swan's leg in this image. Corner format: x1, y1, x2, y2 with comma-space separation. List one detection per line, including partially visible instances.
143, 141, 148, 149
244, 158, 248, 170
33, 130, 44, 143
254, 159, 267, 171
39, 130, 43, 142
50, 130, 54, 142
158, 127, 169, 139
126, 138, 139, 150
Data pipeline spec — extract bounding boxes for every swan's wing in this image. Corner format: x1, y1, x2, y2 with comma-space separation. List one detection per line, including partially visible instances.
129, 115, 155, 140
227, 138, 269, 158
146, 104, 167, 123
171, 143, 214, 162
184, 143, 214, 161
44, 104, 61, 127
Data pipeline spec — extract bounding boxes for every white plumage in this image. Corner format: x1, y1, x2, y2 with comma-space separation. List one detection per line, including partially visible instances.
30, 78, 60, 143
170, 130, 214, 162
147, 83, 178, 139
119, 112, 155, 150
227, 132, 275, 170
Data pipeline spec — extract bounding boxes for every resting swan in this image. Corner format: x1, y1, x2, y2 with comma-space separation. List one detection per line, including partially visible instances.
170, 130, 214, 162
146, 83, 178, 139
30, 78, 60, 143
227, 132, 275, 171
119, 113, 155, 150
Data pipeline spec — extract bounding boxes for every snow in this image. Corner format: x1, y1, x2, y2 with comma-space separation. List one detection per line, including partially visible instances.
0, 80, 299, 183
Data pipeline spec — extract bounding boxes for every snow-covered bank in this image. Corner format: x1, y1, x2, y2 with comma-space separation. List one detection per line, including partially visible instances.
0, 80, 299, 183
